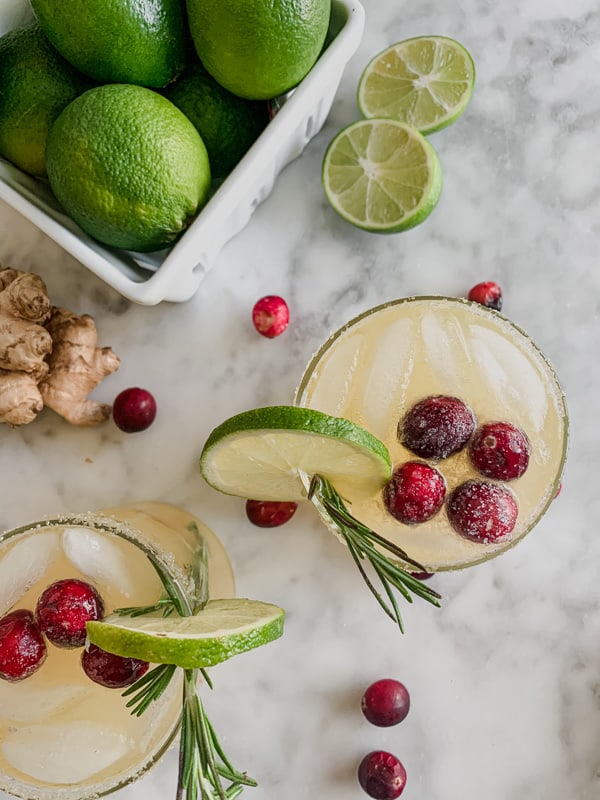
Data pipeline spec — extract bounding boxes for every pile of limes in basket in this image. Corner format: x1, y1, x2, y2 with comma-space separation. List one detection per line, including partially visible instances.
322, 35, 476, 234
0, 0, 332, 252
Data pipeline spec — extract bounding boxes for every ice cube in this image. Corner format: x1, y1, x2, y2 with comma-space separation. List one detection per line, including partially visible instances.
470, 325, 548, 432
0, 679, 88, 723
361, 317, 415, 440
0, 531, 59, 616
1, 721, 132, 784
61, 527, 137, 599
421, 311, 470, 391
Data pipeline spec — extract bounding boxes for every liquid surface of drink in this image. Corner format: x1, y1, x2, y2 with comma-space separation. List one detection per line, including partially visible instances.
296, 297, 568, 570
0, 502, 234, 800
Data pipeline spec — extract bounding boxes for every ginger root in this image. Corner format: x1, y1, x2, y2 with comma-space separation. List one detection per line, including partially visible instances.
0, 370, 44, 426
0, 269, 52, 377
0, 267, 120, 427
40, 307, 120, 426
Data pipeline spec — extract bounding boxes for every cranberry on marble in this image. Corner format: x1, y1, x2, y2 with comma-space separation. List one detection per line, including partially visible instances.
467, 281, 503, 311
361, 679, 410, 727
358, 751, 407, 799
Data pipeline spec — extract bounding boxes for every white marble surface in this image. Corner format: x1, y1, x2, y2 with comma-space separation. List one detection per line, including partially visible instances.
0, 0, 598, 798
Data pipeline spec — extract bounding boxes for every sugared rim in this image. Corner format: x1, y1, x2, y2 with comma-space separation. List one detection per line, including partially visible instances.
294, 295, 569, 571
0, 512, 190, 800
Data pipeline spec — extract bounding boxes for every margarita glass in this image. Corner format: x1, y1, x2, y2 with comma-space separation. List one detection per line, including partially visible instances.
0, 501, 234, 800
295, 296, 568, 571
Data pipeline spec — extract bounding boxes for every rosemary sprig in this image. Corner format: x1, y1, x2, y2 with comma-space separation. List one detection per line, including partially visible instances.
113, 532, 254, 800
114, 597, 177, 617
122, 662, 177, 716
308, 474, 442, 632
178, 669, 257, 800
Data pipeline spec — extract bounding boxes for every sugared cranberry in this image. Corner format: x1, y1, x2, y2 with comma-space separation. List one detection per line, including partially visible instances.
252, 295, 289, 338
383, 462, 446, 524
447, 480, 518, 543
399, 395, 475, 460
358, 751, 407, 799
467, 281, 503, 311
82, 644, 149, 688
469, 421, 530, 481
361, 679, 410, 727
35, 579, 104, 648
245, 499, 298, 527
0, 609, 47, 681
112, 387, 157, 433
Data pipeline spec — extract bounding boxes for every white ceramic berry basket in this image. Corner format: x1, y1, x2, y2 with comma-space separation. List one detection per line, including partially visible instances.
0, 0, 365, 305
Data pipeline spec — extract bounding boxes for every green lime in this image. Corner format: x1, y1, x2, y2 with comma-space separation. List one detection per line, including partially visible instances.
186, 0, 332, 100
29, 0, 186, 87
46, 84, 211, 252
199, 405, 391, 501
0, 23, 92, 177
357, 36, 476, 134
322, 118, 442, 233
87, 598, 284, 669
164, 62, 269, 182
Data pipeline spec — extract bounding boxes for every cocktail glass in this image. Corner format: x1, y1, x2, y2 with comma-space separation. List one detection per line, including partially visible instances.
0, 501, 234, 800
295, 296, 568, 571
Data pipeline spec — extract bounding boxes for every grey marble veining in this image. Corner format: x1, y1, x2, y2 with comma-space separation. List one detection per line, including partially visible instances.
0, 0, 599, 798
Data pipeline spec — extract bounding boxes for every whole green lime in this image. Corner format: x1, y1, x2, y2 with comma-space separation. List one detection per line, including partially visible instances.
0, 23, 92, 177
186, 0, 332, 100
29, 0, 186, 87
164, 62, 269, 181
46, 85, 211, 252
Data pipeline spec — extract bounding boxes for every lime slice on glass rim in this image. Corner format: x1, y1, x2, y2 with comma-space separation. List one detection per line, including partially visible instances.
199, 406, 441, 632
357, 36, 476, 134
322, 118, 442, 233
199, 405, 392, 500
86, 598, 284, 669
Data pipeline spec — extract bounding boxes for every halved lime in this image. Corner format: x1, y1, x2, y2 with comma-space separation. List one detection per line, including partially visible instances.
86, 598, 284, 669
322, 118, 442, 233
199, 406, 391, 501
357, 36, 476, 134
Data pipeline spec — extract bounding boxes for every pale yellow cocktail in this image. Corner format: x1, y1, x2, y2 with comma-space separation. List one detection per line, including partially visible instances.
295, 297, 568, 571
0, 502, 234, 800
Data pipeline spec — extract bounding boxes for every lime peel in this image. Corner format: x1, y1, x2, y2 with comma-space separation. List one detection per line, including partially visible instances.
86, 598, 285, 669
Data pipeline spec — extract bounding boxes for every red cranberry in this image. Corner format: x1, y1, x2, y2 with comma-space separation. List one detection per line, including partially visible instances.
252, 295, 289, 338
555, 482, 562, 498
467, 281, 503, 310
469, 421, 530, 480
245, 499, 298, 527
35, 579, 104, 648
399, 395, 475, 460
361, 679, 410, 727
82, 644, 149, 688
409, 571, 434, 580
112, 387, 157, 433
447, 480, 518, 543
383, 462, 446, 524
0, 609, 47, 681
358, 751, 407, 799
